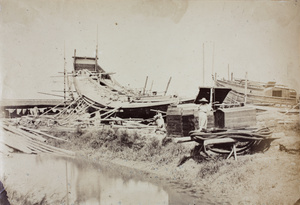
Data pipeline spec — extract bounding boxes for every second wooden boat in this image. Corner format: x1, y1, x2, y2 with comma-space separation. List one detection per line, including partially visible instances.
216, 78, 298, 107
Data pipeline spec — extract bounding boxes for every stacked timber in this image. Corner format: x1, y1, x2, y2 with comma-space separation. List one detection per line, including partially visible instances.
0, 124, 74, 156
214, 107, 256, 129
166, 104, 214, 137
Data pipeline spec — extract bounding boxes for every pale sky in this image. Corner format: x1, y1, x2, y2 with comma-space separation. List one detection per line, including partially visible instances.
1, 0, 300, 99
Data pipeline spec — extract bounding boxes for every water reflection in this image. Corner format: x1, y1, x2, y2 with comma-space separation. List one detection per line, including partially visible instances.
3, 154, 200, 204
36, 154, 169, 204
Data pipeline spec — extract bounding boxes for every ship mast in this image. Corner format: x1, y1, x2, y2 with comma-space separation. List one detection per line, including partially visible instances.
63, 42, 66, 107
202, 43, 205, 86
95, 25, 98, 72
210, 42, 215, 106
244, 72, 248, 104
143, 76, 148, 95
164, 77, 172, 96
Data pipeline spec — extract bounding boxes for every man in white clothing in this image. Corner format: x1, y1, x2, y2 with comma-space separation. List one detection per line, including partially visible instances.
197, 97, 212, 132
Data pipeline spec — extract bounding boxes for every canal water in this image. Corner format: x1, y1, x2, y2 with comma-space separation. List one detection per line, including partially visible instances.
1, 154, 205, 205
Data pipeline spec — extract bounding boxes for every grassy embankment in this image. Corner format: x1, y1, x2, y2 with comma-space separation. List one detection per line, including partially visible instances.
4, 116, 300, 204
46, 112, 300, 204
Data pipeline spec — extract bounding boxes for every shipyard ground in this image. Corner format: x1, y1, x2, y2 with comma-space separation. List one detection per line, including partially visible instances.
2, 108, 300, 204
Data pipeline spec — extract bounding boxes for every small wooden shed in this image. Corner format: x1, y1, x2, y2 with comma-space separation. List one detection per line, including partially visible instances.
214, 107, 256, 129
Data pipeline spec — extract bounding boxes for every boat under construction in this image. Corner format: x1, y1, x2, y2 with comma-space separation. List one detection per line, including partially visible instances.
72, 50, 193, 118
216, 77, 298, 107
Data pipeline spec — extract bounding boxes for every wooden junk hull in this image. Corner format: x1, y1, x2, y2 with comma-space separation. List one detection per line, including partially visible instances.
74, 76, 191, 118
72, 54, 193, 118
217, 79, 298, 106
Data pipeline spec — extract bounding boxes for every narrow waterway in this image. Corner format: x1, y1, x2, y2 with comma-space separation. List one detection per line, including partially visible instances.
1, 153, 204, 204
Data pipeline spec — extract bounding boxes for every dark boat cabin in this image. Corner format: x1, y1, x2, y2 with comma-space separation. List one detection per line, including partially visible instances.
194, 87, 232, 109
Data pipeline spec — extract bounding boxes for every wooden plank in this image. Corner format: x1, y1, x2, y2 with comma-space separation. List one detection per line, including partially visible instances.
25, 136, 75, 156
3, 129, 53, 154
2, 125, 47, 142
176, 139, 193, 143
204, 138, 236, 146
2, 127, 74, 156
222, 111, 256, 118
181, 109, 197, 116
1, 130, 33, 154
223, 115, 256, 121
224, 116, 256, 128
19, 126, 69, 142
0, 142, 14, 154
26, 142, 53, 153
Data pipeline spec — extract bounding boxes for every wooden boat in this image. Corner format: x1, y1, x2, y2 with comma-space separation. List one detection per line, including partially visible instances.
72, 50, 193, 118
216, 78, 298, 107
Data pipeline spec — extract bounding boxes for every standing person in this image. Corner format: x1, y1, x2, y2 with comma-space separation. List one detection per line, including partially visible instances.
197, 98, 212, 132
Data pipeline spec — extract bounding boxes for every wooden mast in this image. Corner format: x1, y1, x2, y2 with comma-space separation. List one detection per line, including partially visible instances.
164, 77, 172, 96
228, 64, 230, 81
244, 72, 248, 104
95, 25, 98, 72
203, 43, 205, 86
211, 42, 215, 86
149, 80, 154, 94
143, 76, 148, 95
73, 49, 76, 65
63, 42, 66, 107
210, 42, 215, 105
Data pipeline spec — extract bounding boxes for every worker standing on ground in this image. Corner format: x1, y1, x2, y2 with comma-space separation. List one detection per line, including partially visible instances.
197, 98, 212, 132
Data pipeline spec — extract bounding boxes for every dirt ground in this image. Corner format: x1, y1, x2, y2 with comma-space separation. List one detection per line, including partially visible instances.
1, 107, 300, 204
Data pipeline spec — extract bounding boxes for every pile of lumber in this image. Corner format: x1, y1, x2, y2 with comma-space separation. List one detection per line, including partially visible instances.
0, 124, 74, 156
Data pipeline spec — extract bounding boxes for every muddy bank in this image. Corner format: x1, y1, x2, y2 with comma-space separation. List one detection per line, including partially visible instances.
1, 153, 207, 205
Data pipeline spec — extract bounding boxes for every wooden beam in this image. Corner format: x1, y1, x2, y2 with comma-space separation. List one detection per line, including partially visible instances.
143, 76, 148, 95
164, 77, 172, 96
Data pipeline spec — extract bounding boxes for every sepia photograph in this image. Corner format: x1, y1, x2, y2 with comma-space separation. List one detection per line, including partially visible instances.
0, 0, 300, 204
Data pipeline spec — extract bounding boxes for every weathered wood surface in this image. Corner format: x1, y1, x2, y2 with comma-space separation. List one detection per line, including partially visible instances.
19, 126, 69, 142
0, 142, 14, 155
214, 107, 256, 129
0, 125, 74, 156
203, 138, 236, 146
167, 110, 214, 137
